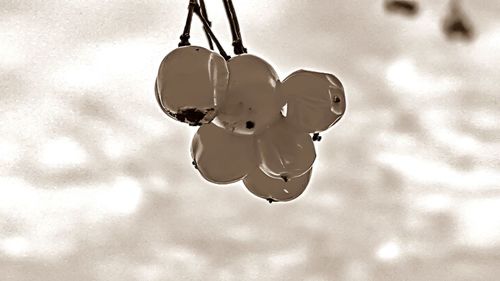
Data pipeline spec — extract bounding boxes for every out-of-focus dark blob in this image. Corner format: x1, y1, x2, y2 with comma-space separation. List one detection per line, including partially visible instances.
442, 0, 475, 41
384, 0, 419, 17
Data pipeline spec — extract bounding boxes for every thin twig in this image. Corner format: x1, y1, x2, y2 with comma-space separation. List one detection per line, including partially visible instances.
193, 3, 231, 60
199, 0, 214, 50
222, 0, 247, 55
178, 0, 197, 47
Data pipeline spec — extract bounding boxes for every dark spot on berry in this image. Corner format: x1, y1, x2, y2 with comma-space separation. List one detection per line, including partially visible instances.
248, 107, 252, 111
192, 160, 198, 170
333, 96, 341, 103
281, 175, 289, 182
267, 198, 276, 204
246, 121, 255, 129
162, 107, 177, 120
312, 133, 322, 142
195, 48, 200, 51
175, 108, 214, 126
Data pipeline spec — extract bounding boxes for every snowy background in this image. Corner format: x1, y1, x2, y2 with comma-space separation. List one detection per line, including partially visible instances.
1, 0, 499, 280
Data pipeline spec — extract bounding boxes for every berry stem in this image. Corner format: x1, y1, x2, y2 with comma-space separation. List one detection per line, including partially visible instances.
222, 0, 247, 55
192, 3, 231, 60
199, 0, 214, 50
178, 0, 196, 47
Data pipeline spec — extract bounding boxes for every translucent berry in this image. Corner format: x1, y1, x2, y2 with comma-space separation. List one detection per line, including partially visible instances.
191, 123, 256, 184
243, 167, 312, 202
212, 54, 285, 135
156, 46, 229, 126
256, 117, 316, 181
281, 69, 346, 133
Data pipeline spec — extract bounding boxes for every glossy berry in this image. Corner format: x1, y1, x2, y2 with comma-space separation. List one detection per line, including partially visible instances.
243, 167, 312, 202
281, 69, 346, 133
212, 54, 285, 135
156, 46, 229, 126
191, 123, 256, 184
256, 117, 316, 181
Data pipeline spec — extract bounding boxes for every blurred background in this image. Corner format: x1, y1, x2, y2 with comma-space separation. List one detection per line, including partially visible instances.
1, 0, 499, 280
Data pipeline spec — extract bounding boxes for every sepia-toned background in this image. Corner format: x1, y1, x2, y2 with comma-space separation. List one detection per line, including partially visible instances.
1, 0, 499, 280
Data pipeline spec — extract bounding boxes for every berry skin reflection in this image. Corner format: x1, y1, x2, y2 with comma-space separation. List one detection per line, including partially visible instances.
154, 0, 346, 203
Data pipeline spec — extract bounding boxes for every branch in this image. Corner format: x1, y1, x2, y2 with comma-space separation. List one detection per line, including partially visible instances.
178, 0, 196, 47
193, 3, 231, 60
199, 0, 214, 50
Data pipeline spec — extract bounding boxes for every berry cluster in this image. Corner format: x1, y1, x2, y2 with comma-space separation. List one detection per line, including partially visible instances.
155, 0, 345, 203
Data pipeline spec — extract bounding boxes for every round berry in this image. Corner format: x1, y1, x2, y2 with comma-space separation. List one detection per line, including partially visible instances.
243, 167, 312, 202
256, 116, 316, 181
191, 123, 256, 184
156, 46, 229, 126
212, 54, 285, 135
281, 70, 346, 133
